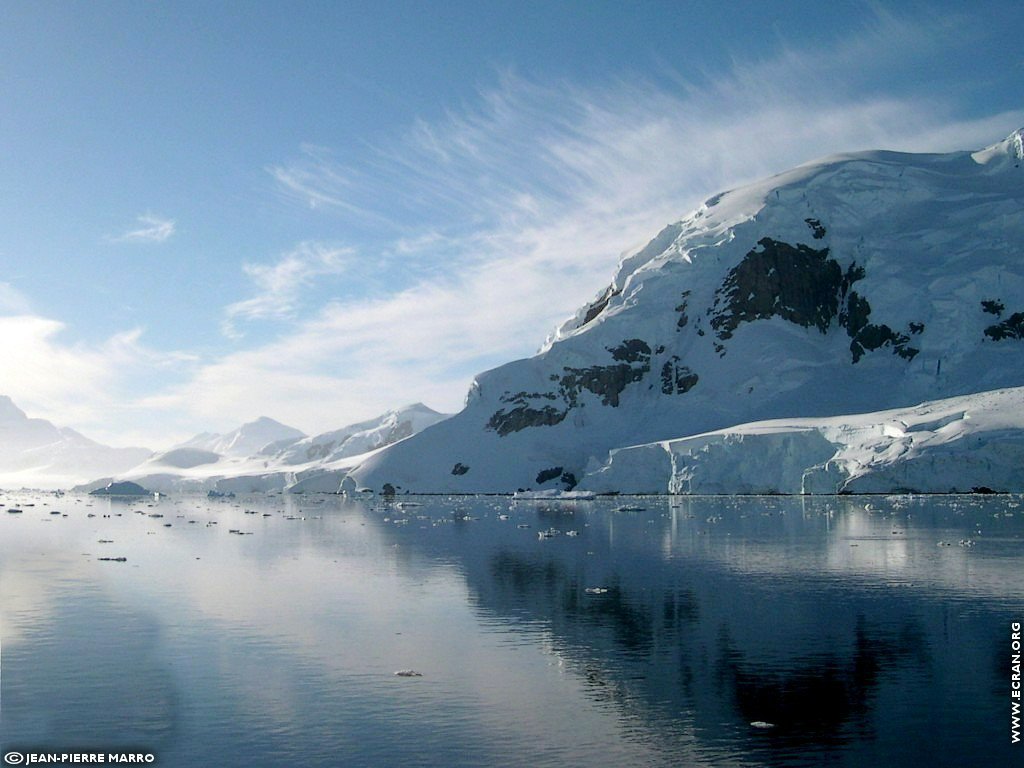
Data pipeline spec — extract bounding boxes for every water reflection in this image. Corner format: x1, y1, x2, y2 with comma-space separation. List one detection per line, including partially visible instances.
1, 491, 1021, 767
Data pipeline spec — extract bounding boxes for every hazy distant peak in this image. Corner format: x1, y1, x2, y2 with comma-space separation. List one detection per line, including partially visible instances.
0, 395, 28, 422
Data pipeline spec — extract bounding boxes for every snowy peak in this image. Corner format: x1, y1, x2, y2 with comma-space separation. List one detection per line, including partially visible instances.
223, 417, 305, 457
0, 395, 28, 423
0, 396, 151, 489
275, 403, 448, 466
971, 127, 1024, 168
177, 417, 306, 458
350, 127, 1024, 493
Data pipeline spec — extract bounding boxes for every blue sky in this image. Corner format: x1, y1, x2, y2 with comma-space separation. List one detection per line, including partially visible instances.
1, 0, 1021, 447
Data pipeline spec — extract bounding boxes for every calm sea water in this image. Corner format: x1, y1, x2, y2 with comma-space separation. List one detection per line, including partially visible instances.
1, 491, 1021, 767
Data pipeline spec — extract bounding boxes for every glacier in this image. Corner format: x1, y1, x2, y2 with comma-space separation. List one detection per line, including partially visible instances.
578, 387, 1024, 494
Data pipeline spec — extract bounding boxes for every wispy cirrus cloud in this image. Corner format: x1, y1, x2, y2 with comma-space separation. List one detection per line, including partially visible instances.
13, 8, 1023, 445
194, 9, 1021, 433
113, 213, 176, 243
267, 144, 396, 226
222, 242, 355, 338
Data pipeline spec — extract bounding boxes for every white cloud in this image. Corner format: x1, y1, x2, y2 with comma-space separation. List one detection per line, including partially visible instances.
0, 315, 199, 447
114, 213, 176, 243
222, 242, 355, 337
12, 10, 1024, 447
0, 282, 32, 314
195, 15, 1023, 435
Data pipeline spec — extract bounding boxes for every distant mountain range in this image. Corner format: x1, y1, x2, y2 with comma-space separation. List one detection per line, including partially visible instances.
75, 403, 450, 493
0, 396, 151, 489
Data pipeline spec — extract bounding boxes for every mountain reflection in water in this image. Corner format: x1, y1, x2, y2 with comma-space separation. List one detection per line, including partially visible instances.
1, 492, 1020, 767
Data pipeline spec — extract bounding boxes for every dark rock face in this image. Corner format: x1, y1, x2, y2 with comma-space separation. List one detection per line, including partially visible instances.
559, 339, 652, 408
661, 357, 699, 395
607, 339, 651, 363
487, 224, 931, 440
534, 466, 578, 489
488, 340, 657, 435
981, 299, 1005, 316
487, 400, 567, 436
578, 285, 622, 328
840, 289, 919, 363
559, 362, 647, 408
675, 291, 691, 329
709, 238, 846, 340
804, 217, 827, 239
709, 236, 919, 364
535, 466, 563, 484
984, 311, 1024, 341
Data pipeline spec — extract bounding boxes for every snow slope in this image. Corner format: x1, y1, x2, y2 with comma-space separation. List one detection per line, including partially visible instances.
348, 128, 1024, 494
0, 396, 151, 489
105, 403, 449, 493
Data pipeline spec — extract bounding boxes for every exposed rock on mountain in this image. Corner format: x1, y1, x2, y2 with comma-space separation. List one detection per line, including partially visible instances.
348, 128, 1024, 494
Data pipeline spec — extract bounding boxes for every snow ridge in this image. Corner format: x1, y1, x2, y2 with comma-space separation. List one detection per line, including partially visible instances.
347, 127, 1024, 494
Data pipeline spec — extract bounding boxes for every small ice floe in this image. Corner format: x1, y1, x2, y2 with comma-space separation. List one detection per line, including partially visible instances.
538, 528, 560, 539
750, 721, 775, 729
498, 514, 510, 521
394, 669, 423, 677
513, 489, 595, 501
958, 539, 976, 547
565, 530, 579, 537
584, 587, 609, 595
396, 502, 422, 509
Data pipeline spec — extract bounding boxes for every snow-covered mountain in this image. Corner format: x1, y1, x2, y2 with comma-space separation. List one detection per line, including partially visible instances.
102, 403, 449, 493
347, 128, 1024, 494
0, 396, 151, 489
174, 416, 306, 457
273, 403, 450, 465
